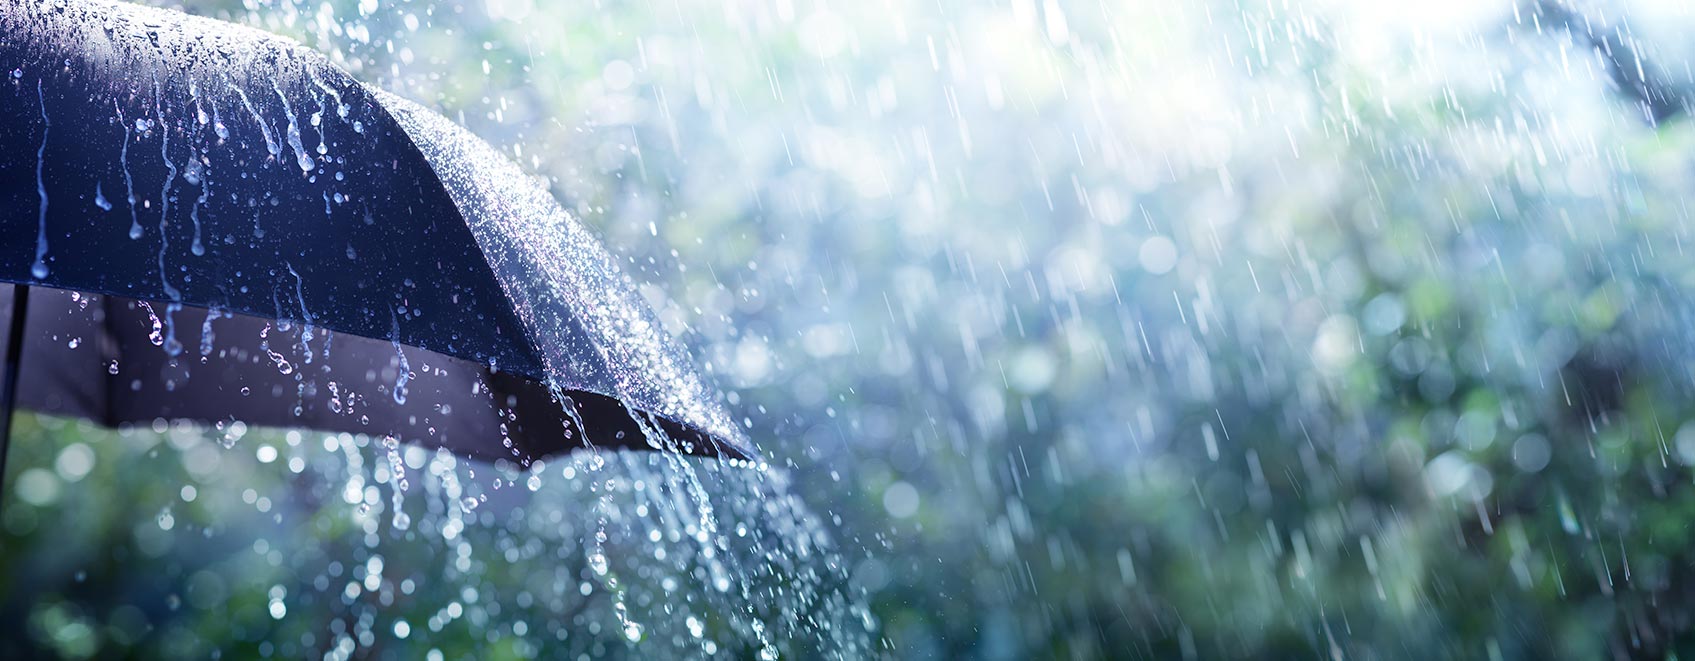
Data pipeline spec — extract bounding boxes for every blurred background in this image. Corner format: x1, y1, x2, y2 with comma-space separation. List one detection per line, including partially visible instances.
12, 0, 1695, 658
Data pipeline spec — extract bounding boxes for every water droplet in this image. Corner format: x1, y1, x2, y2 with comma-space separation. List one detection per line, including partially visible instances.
259, 323, 293, 375
391, 312, 411, 405
138, 302, 163, 346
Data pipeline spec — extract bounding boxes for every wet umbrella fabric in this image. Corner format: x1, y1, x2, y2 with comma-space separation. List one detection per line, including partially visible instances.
0, 0, 753, 479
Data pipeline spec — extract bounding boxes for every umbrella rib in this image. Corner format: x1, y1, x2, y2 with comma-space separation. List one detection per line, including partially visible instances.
0, 285, 30, 506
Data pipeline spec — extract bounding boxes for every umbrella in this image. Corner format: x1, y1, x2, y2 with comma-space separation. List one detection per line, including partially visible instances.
0, 0, 754, 493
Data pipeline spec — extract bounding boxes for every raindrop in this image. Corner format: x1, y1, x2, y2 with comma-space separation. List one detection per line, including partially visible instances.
115, 103, 142, 240
272, 83, 314, 172
31, 79, 50, 281
138, 301, 163, 346
231, 85, 280, 158
199, 309, 218, 357
259, 324, 294, 375
390, 312, 410, 404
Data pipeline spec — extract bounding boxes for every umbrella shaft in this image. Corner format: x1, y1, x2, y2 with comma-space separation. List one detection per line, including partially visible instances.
0, 284, 29, 509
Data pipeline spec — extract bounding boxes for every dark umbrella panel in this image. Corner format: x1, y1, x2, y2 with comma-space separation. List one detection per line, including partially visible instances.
0, 286, 728, 463
0, 1, 752, 468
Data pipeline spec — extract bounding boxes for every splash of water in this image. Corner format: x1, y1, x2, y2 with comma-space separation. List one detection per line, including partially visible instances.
379, 88, 873, 656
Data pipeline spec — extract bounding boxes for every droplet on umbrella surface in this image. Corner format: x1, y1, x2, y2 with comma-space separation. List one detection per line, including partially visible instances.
273, 83, 314, 172
231, 84, 280, 158
114, 109, 143, 240
32, 79, 50, 281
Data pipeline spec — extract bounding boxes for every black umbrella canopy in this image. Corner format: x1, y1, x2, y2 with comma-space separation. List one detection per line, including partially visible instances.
0, 0, 753, 463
